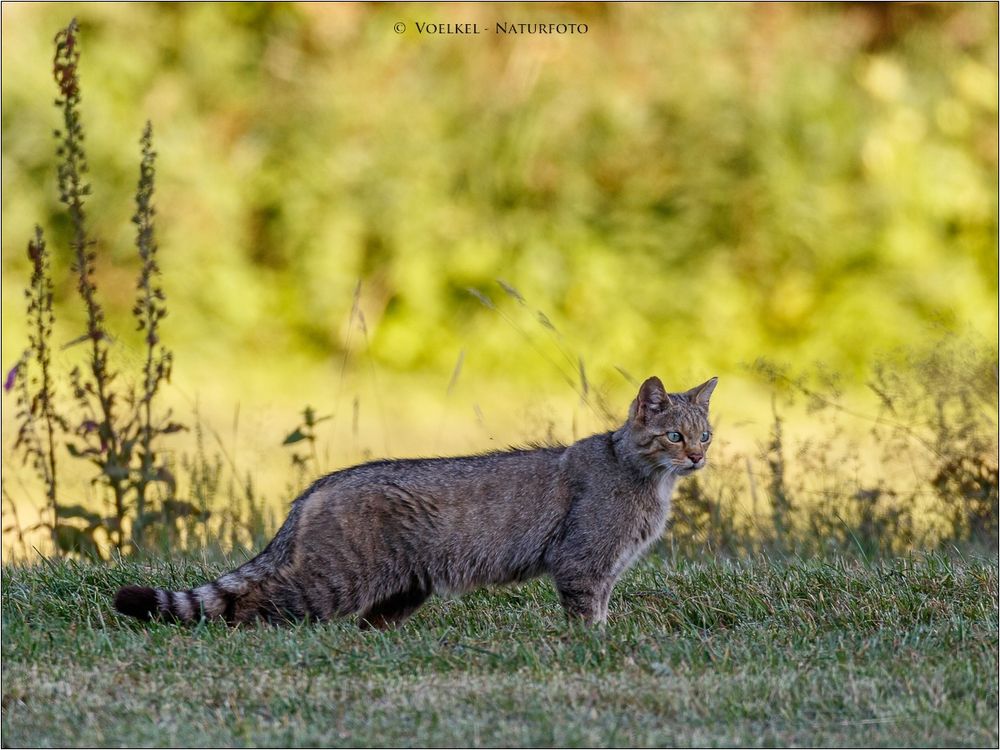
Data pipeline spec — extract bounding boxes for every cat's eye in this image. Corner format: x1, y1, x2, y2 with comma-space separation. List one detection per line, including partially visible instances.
701, 431, 712, 443
666, 431, 683, 443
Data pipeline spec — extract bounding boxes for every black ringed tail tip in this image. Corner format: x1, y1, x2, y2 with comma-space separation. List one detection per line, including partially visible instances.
114, 585, 159, 621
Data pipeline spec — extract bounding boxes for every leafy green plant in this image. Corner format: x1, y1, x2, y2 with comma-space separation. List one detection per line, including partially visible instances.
9, 227, 67, 551
282, 405, 331, 482
6, 19, 191, 556
55, 18, 134, 551
129, 121, 183, 548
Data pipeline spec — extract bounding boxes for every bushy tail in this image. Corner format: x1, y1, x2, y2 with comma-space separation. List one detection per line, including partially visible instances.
113, 582, 234, 623
113, 549, 278, 624
113, 482, 313, 625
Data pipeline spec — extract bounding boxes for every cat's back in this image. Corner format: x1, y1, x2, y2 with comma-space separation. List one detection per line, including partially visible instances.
329, 445, 566, 496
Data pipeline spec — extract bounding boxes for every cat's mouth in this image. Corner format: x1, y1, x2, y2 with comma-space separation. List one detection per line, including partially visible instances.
675, 459, 706, 475
656, 458, 707, 475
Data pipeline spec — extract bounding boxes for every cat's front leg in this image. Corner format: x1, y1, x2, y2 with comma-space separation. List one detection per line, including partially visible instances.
554, 574, 614, 625
595, 578, 616, 623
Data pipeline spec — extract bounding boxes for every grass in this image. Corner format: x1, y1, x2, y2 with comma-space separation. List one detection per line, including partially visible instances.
2, 551, 997, 747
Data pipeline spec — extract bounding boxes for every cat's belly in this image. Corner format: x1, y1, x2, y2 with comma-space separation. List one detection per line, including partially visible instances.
434, 560, 546, 596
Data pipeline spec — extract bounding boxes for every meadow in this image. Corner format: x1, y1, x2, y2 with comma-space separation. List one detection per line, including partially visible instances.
2, 551, 997, 747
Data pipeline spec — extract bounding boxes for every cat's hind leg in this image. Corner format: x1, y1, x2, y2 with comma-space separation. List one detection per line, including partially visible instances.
357, 580, 431, 630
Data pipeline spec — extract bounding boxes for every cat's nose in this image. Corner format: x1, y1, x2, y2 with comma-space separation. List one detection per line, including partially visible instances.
688, 453, 704, 464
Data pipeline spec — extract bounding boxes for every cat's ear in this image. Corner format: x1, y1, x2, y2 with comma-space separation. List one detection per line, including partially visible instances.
632, 376, 668, 422
685, 377, 718, 408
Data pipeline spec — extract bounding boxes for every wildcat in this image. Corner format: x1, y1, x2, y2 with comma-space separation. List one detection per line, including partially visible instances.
114, 375, 717, 628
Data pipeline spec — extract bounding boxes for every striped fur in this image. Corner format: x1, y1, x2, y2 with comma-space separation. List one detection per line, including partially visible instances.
113, 376, 717, 628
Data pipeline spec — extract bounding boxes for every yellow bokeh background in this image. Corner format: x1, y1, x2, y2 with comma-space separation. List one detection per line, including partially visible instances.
2, 3, 997, 555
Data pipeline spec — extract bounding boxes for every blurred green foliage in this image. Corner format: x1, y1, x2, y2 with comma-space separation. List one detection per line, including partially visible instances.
3, 4, 999, 561
2, 3, 996, 394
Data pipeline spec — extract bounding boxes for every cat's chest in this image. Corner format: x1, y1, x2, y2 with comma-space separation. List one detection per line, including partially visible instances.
655, 473, 677, 510
643, 473, 676, 540
634, 474, 675, 540
609, 474, 676, 575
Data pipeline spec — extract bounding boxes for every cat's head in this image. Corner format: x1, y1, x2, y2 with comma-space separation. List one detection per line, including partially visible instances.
626, 376, 718, 475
